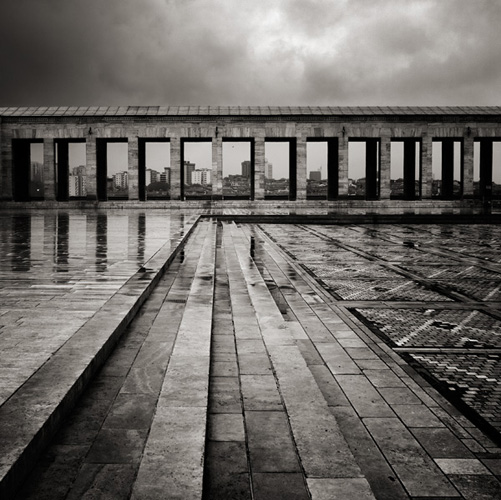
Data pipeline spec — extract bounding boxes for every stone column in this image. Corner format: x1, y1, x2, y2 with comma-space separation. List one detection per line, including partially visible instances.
1, 128, 13, 200
296, 136, 307, 200
86, 136, 97, 200
379, 135, 391, 199
212, 136, 223, 199
338, 133, 349, 196
128, 136, 139, 200
0, 116, 6, 200
43, 136, 56, 200
170, 136, 181, 200
254, 136, 265, 200
463, 133, 474, 197
421, 133, 433, 198
441, 139, 454, 199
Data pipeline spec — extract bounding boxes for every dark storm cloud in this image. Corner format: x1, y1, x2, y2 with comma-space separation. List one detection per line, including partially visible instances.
0, 0, 500, 106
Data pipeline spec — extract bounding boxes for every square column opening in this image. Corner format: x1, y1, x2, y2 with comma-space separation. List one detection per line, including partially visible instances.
432, 139, 462, 199
181, 139, 212, 200
474, 139, 501, 199
264, 138, 297, 200
348, 139, 380, 200
306, 138, 339, 200
54, 139, 87, 201
390, 139, 421, 200
222, 139, 254, 200
12, 139, 44, 201
96, 139, 129, 201
138, 139, 171, 201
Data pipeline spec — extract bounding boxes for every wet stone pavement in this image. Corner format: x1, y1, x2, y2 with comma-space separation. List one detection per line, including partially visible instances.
0, 210, 199, 406
2, 212, 501, 499
259, 223, 501, 438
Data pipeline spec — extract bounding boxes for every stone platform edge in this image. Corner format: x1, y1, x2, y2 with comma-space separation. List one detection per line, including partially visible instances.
0, 217, 200, 500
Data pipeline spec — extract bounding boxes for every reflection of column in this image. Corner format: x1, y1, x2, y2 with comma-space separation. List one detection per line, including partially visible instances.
170, 136, 181, 200
296, 137, 307, 200
31, 215, 44, 264
128, 213, 139, 262
56, 213, 69, 269
421, 133, 432, 198
254, 136, 265, 200
128, 136, 138, 200
44, 213, 57, 272
463, 134, 474, 197
11, 215, 31, 272
86, 214, 96, 269
338, 133, 349, 196
43, 137, 56, 200
138, 213, 146, 265
95, 214, 108, 272
86, 136, 97, 200
212, 136, 222, 199
379, 136, 391, 199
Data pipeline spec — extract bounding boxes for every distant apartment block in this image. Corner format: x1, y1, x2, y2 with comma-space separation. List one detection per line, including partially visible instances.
146, 168, 160, 185
113, 171, 128, 189
192, 168, 212, 185
161, 167, 171, 185
265, 160, 273, 179
241, 161, 251, 178
309, 170, 322, 181
184, 161, 196, 185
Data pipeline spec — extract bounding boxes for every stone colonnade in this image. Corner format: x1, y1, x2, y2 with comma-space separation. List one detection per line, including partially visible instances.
1, 112, 501, 203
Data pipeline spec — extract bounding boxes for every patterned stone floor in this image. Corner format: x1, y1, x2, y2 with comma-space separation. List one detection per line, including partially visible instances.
260, 223, 501, 438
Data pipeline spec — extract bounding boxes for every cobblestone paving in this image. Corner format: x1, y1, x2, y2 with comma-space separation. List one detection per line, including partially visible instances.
409, 352, 501, 430
355, 308, 501, 348
260, 223, 501, 438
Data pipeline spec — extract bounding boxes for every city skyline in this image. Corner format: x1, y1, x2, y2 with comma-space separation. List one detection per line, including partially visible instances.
31, 140, 501, 185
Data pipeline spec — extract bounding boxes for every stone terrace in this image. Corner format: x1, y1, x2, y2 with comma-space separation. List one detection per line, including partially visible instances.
0, 210, 500, 499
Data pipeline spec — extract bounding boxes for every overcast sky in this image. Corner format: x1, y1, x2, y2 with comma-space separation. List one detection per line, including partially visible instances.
1, 0, 501, 107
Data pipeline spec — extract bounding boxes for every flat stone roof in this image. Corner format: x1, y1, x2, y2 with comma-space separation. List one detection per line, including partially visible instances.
1, 105, 501, 118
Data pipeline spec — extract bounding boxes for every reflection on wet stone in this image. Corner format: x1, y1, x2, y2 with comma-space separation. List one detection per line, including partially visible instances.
95, 214, 108, 272
11, 215, 31, 272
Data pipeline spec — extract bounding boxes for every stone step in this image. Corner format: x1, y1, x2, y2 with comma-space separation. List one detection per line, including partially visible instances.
223, 222, 377, 499
131, 220, 217, 499
0, 216, 200, 500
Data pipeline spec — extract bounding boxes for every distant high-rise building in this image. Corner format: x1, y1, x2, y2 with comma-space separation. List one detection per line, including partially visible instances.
161, 167, 171, 185
192, 168, 212, 185
265, 159, 273, 179
30, 162, 43, 182
309, 170, 321, 181
72, 165, 86, 176
113, 171, 128, 189
69, 165, 87, 197
69, 174, 86, 197
241, 161, 251, 178
146, 168, 161, 185
184, 161, 196, 185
